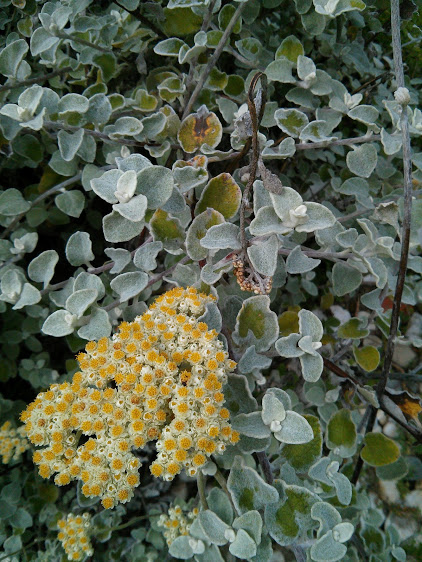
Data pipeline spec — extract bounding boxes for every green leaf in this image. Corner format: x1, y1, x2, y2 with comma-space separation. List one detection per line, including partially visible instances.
286, 246, 321, 274
233, 295, 279, 352
326, 409, 357, 457
137, 166, 174, 209
228, 456, 279, 514
150, 209, 184, 254
282, 415, 322, 471
229, 528, 257, 559
110, 271, 148, 302
274, 108, 309, 138
337, 318, 369, 339
361, 432, 400, 467
0, 39, 29, 78
196, 173, 241, 219
42, 310, 76, 337
77, 308, 112, 340
353, 345, 380, 372
265, 483, 319, 546
247, 235, 279, 277
275, 35, 304, 62
65, 288, 98, 317
102, 210, 145, 243
58, 128, 84, 161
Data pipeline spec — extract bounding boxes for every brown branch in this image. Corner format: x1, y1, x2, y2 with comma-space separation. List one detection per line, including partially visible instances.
255, 451, 273, 485
239, 72, 266, 257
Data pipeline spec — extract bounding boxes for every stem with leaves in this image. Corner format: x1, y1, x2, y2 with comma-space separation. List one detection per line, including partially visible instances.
182, 1, 246, 119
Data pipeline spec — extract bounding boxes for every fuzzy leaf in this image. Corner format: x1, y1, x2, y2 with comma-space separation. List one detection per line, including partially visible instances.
110, 272, 148, 302
346, 143, 378, 178
28, 250, 59, 288
65, 231, 94, 266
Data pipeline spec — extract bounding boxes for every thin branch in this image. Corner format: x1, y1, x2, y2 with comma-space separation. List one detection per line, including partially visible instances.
213, 468, 238, 514
56, 31, 111, 53
41, 120, 149, 147
376, 0, 413, 401
182, 1, 246, 118
182, 0, 218, 112
239, 72, 266, 257
197, 471, 209, 510
277, 247, 353, 263
0, 66, 72, 94
295, 134, 381, 151
113, 0, 165, 38
0, 173, 82, 240
256, 451, 273, 485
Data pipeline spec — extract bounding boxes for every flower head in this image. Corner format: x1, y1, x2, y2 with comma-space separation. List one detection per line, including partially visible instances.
21, 287, 236, 508
57, 513, 93, 561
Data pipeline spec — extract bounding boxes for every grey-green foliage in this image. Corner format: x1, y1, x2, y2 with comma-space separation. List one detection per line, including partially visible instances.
0, 0, 421, 560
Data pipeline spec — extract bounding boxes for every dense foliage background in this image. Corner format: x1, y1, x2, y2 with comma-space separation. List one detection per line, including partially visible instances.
0, 0, 422, 560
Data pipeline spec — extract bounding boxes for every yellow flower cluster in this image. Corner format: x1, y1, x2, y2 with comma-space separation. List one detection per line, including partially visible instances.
57, 513, 93, 560
157, 505, 199, 546
0, 420, 30, 464
21, 287, 238, 509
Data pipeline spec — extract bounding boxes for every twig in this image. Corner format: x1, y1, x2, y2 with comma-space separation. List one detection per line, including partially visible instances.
0, 67, 72, 94
213, 468, 238, 514
182, 0, 218, 113
256, 451, 273, 485
41, 236, 153, 296
106, 514, 149, 532
182, 1, 246, 118
56, 31, 111, 53
376, 0, 413, 402
41, 120, 148, 147
197, 471, 209, 510
0, 173, 82, 240
277, 247, 353, 263
295, 134, 381, 151
239, 72, 266, 257
113, 0, 164, 38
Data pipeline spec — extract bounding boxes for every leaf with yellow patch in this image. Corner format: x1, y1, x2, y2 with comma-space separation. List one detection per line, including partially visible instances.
386, 390, 422, 422
361, 432, 400, 467
196, 173, 241, 219
278, 311, 299, 336
178, 105, 222, 153
354, 346, 380, 372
